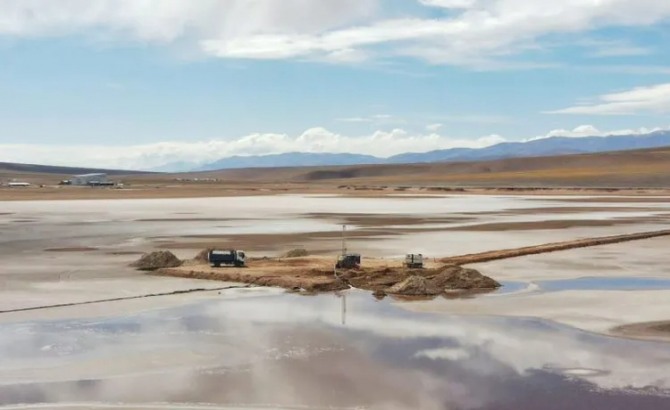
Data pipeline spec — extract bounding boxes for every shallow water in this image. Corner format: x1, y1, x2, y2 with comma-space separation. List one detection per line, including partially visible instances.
1, 289, 669, 410
495, 277, 670, 294
538, 277, 670, 292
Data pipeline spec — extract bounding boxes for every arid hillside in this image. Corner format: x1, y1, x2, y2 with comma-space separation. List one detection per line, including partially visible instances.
174, 146, 670, 188
2, 147, 670, 198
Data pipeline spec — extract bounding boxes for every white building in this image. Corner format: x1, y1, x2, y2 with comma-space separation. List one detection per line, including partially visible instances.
71, 173, 108, 186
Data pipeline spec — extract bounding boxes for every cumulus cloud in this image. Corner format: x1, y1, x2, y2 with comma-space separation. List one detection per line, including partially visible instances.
547, 83, 670, 115
529, 124, 667, 141
0, 127, 506, 170
0, 0, 669, 67
425, 123, 443, 132
3, 124, 664, 171
418, 0, 478, 8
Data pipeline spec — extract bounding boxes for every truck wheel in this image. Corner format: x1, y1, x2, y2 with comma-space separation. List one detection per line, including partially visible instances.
214, 263, 221, 268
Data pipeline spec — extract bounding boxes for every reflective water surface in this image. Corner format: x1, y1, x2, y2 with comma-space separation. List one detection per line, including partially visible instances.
1, 289, 669, 410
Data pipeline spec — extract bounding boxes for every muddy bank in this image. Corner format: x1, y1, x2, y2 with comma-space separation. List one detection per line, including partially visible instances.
157, 257, 350, 293
444, 217, 669, 231
612, 321, 670, 342
44, 246, 99, 252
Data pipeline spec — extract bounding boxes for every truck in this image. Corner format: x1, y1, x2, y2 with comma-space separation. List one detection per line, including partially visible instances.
404, 254, 424, 269
208, 249, 246, 267
336, 253, 361, 270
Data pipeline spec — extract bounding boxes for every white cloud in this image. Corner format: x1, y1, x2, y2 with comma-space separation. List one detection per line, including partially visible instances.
418, 0, 478, 9
547, 83, 670, 115
577, 39, 653, 58
426, 123, 443, 132
0, 127, 504, 170
1, 0, 669, 67
1, 124, 666, 170
529, 125, 667, 141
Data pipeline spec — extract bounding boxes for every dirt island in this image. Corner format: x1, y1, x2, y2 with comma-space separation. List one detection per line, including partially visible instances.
137, 251, 501, 297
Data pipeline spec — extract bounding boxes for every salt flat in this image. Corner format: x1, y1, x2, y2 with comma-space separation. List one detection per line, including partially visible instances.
1, 194, 670, 408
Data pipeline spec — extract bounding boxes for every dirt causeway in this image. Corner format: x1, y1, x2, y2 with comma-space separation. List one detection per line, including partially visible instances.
441, 229, 670, 265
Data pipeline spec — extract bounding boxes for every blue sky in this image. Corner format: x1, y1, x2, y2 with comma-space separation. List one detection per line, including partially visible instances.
0, 0, 669, 169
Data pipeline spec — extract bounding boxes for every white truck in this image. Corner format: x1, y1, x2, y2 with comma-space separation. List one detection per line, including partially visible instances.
404, 254, 424, 269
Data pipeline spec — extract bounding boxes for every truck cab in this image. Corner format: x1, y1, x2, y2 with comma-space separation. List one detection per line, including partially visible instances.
404, 254, 424, 269
336, 253, 361, 269
208, 249, 246, 267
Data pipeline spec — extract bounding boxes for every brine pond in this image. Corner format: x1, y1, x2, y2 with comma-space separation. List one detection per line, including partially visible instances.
1, 288, 669, 410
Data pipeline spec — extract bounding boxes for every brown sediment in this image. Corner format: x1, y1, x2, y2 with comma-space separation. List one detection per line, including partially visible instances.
107, 251, 146, 256
441, 229, 670, 265
157, 258, 349, 293
44, 247, 99, 252
157, 213, 669, 254
304, 213, 473, 227
464, 206, 664, 216
536, 197, 670, 203
611, 321, 670, 341
158, 229, 407, 252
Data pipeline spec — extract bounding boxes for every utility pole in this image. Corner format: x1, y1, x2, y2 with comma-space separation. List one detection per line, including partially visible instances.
341, 224, 347, 256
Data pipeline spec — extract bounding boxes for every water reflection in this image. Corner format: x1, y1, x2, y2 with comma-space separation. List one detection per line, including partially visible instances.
0, 290, 669, 410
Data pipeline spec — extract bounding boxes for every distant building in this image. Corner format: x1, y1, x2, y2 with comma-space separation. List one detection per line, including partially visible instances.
71, 173, 109, 186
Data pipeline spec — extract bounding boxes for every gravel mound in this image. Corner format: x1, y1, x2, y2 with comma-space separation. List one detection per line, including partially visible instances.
194, 248, 214, 263
131, 251, 182, 271
431, 265, 501, 290
386, 265, 500, 296
387, 276, 441, 296
283, 248, 309, 258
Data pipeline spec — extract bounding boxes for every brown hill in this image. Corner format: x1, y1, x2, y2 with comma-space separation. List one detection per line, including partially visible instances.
173, 146, 670, 188
3, 146, 670, 190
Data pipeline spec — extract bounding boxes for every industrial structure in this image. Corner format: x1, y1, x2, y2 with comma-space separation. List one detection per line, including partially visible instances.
70, 173, 109, 186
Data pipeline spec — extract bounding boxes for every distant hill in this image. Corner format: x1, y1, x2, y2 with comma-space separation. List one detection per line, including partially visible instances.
195, 152, 383, 171
186, 130, 670, 172
387, 130, 670, 163
185, 146, 670, 188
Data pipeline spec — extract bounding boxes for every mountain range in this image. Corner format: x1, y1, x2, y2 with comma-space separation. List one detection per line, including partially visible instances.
175, 130, 670, 172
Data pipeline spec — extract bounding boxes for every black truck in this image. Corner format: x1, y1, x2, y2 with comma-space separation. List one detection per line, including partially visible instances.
208, 250, 246, 267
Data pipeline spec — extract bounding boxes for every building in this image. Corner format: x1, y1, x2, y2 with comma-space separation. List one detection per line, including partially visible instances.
7, 182, 31, 187
71, 173, 109, 186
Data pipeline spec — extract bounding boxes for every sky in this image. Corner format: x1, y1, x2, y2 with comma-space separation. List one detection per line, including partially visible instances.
0, 0, 669, 170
